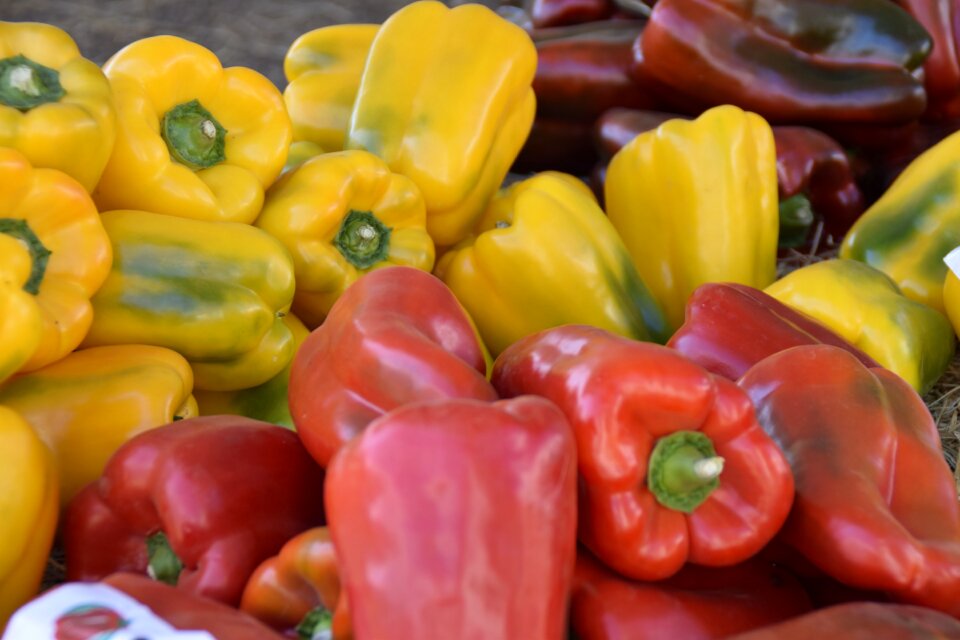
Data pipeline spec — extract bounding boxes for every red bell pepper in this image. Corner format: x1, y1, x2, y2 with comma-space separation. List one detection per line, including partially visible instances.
492, 324, 794, 582
288, 266, 497, 467
739, 345, 960, 617
63, 416, 325, 607
325, 397, 577, 639
525, 0, 617, 28
897, 0, 960, 120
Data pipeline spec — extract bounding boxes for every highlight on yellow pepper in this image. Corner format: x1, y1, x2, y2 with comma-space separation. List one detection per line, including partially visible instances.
943, 247, 960, 341
0, 405, 57, 629
0, 235, 41, 385
0, 21, 116, 192
93, 35, 292, 224
346, 0, 537, 247
0, 345, 197, 506
604, 104, 779, 333
255, 149, 435, 328
0, 147, 112, 373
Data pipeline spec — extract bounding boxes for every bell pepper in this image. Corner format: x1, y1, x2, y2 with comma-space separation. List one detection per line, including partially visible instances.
346, 0, 536, 246
525, 0, 616, 27
841, 127, 960, 314
637, 0, 932, 124
492, 325, 795, 581
604, 105, 779, 333
325, 396, 577, 639
283, 24, 377, 152
0, 148, 112, 373
727, 603, 960, 639
668, 282, 882, 381
93, 35, 291, 224
81, 209, 297, 391
282, 140, 325, 176
0, 406, 58, 629
437, 172, 668, 356
898, 0, 960, 120
765, 259, 955, 393
739, 344, 960, 617
0, 234, 41, 385
240, 527, 351, 640
0, 344, 197, 506
944, 247, 960, 339
64, 415, 326, 607
289, 266, 496, 467
254, 150, 435, 328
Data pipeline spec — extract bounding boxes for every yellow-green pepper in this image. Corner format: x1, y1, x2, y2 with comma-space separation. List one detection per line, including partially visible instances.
346, 0, 536, 247
0, 21, 116, 192
604, 104, 779, 333
93, 35, 291, 224
765, 258, 954, 394
436, 171, 668, 356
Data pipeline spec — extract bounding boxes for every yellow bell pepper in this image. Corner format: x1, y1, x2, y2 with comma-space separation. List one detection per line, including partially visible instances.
93, 35, 291, 224
0, 345, 197, 506
82, 209, 297, 391
436, 172, 668, 356
765, 258, 955, 394
0, 21, 115, 192
0, 235, 41, 384
0, 147, 112, 373
255, 149, 435, 327
346, 0, 536, 246
284, 24, 378, 151
282, 140, 325, 176
604, 104, 779, 333
0, 405, 57, 629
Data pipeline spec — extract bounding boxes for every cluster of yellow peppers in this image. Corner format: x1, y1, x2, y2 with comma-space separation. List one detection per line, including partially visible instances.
2, 0, 960, 627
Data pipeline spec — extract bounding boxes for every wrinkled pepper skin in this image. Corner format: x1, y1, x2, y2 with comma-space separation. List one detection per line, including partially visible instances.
571, 552, 812, 640
0, 344, 197, 506
638, 0, 931, 124
493, 325, 795, 581
526, 0, 616, 28
283, 25, 377, 152
668, 282, 882, 381
0, 148, 112, 373
64, 416, 326, 607
605, 105, 778, 332
765, 259, 955, 393
94, 36, 291, 224
739, 345, 960, 617
289, 266, 496, 467
0, 22, 115, 192
898, 0, 960, 120
438, 172, 668, 356
0, 234, 41, 384
841, 127, 960, 314
325, 397, 577, 640
347, 1, 536, 246
0, 406, 58, 629
82, 210, 296, 391
255, 150, 435, 328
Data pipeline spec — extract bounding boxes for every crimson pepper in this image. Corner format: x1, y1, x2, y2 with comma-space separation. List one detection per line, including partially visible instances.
898, 0, 960, 120
492, 324, 794, 582
525, 0, 616, 28
63, 416, 325, 607
325, 397, 577, 639
288, 266, 496, 467
739, 345, 960, 617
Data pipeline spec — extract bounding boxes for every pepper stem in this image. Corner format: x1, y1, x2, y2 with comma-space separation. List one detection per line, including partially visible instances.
647, 431, 724, 513
160, 99, 227, 170
333, 209, 392, 269
146, 531, 183, 586
0, 218, 51, 295
0, 55, 65, 110
296, 606, 333, 640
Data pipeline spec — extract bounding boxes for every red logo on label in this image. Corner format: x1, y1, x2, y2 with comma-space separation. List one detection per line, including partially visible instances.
54, 605, 128, 640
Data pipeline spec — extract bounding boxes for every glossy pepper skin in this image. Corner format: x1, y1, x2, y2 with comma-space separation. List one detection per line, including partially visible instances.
526, 0, 616, 27
898, 0, 960, 120
605, 105, 778, 332
437, 172, 668, 356
945, 248, 960, 339
638, 0, 931, 124
0, 406, 58, 629
0, 234, 41, 384
325, 397, 577, 640
0, 344, 197, 506
82, 210, 296, 391
739, 345, 960, 617
94, 36, 291, 224
493, 325, 795, 581
289, 266, 496, 467
64, 416, 326, 607
255, 150, 435, 328
347, 1, 536, 247
0, 22, 115, 192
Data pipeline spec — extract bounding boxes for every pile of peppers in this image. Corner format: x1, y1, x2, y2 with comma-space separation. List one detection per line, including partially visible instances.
3, 0, 960, 637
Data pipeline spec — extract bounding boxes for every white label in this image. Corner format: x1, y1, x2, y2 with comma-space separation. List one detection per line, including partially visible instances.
944, 246, 960, 279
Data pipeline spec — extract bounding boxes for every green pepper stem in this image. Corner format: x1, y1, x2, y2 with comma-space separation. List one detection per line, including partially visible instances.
146, 531, 183, 586
160, 99, 227, 170
333, 209, 392, 269
0, 218, 52, 295
296, 606, 333, 640
0, 55, 65, 110
647, 431, 724, 514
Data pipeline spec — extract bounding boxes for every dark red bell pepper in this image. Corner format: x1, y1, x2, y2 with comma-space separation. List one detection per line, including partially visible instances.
63, 416, 325, 607
492, 324, 794, 582
525, 0, 616, 28
512, 117, 599, 175
325, 397, 577, 639
898, 0, 960, 120
739, 345, 960, 617
288, 266, 497, 467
